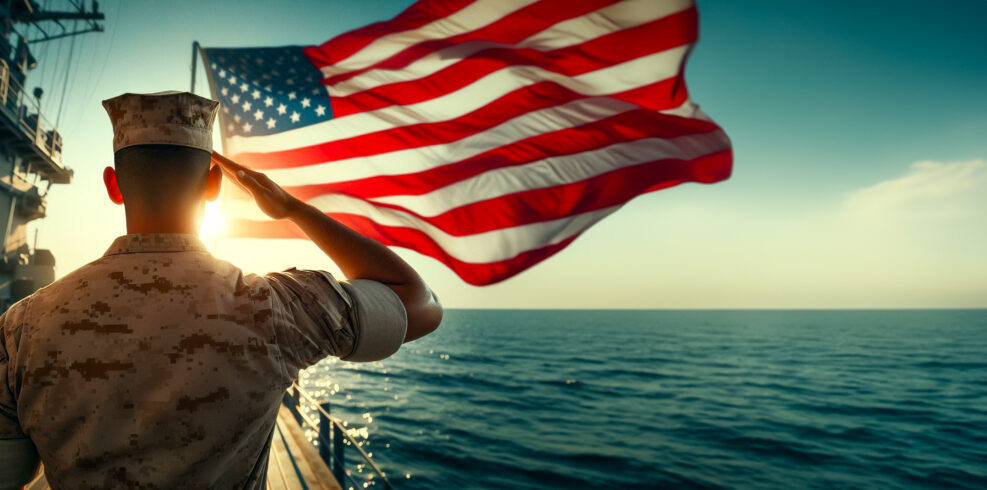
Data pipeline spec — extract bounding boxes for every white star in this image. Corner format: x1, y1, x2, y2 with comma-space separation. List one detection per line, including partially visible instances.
231, 94, 240, 104
218, 69, 226, 77
220, 87, 228, 96
264, 96, 273, 107
242, 101, 252, 111
266, 118, 276, 129
251, 90, 260, 100
301, 98, 311, 108
253, 109, 264, 120
226, 123, 234, 132
242, 122, 252, 133
315, 105, 326, 116
277, 104, 287, 115
311, 88, 321, 95
286, 78, 294, 85
288, 91, 296, 100
234, 114, 241, 123
210, 62, 217, 69
240, 82, 249, 92
290, 111, 300, 123
228, 75, 236, 84
255, 57, 264, 65
222, 106, 229, 114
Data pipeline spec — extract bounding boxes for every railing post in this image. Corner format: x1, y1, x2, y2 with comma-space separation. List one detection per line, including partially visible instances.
320, 400, 346, 486
292, 387, 303, 426
317, 400, 332, 468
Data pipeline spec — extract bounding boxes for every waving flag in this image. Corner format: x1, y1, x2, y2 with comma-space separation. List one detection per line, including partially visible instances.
201, 0, 732, 285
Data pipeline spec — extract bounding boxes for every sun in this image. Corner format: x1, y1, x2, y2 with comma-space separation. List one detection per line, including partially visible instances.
199, 200, 227, 237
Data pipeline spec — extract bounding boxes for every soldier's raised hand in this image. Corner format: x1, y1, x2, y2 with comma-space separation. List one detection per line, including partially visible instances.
211, 151, 302, 220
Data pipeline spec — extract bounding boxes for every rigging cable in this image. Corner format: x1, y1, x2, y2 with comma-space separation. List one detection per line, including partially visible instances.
53, 19, 79, 127
71, 0, 120, 134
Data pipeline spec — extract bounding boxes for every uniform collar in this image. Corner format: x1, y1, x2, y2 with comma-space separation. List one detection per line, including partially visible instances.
104, 233, 209, 256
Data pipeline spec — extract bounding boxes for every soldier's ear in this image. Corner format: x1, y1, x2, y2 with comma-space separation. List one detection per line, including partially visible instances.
103, 166, 124, 205
205, 163, 222, 202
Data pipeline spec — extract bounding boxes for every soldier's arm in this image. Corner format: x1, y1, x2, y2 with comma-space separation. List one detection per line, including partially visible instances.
212, 152, 442, 342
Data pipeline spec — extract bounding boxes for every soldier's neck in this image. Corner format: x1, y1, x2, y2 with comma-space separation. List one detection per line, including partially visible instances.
124, 207, 200, 235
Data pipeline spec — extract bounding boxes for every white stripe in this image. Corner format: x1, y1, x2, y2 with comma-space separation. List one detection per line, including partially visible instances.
227, 45, 690, 155
520, 0, 692, 50
263, 96, 640, 185
369, 130, 729, 216
224, 195, 621, 264
328, 0, 694, 97
323, 0, 539, 78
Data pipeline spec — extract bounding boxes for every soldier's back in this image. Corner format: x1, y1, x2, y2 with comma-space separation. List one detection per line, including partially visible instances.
2, 234, 286, 489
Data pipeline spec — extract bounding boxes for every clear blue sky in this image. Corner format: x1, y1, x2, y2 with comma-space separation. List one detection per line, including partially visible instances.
26, 0, 987, 308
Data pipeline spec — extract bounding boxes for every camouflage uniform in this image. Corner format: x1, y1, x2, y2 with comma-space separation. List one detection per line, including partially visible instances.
0, 233, 407, 488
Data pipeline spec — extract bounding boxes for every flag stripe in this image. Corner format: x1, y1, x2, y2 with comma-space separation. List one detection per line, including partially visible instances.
279, 107, 719, 200
328, 2, 695, 102
367, 131, 729, 216
228, 216, 581, 286
227, 196, 623, 263
303, 0, 477, 68
323, 0, 622, 90
226, 147, 731, 237
315, 0, 539, 76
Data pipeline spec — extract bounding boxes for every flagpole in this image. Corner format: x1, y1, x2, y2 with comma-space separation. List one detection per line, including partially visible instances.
190, 41, 200, 93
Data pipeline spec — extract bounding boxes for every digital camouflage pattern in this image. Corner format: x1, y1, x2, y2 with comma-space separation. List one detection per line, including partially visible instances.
0, 233, 405, 488
102, 92, 219, 152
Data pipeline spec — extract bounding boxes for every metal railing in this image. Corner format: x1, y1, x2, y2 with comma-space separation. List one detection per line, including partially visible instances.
283, 383, 394, 490
0, 59, 63, 165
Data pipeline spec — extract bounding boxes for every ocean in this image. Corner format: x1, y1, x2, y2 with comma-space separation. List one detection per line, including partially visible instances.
298, 310, 987, 489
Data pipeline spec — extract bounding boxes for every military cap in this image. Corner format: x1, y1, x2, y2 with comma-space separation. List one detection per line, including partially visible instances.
102, 91, 219, 152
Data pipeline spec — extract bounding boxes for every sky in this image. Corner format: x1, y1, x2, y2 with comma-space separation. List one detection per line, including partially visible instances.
21, 0, 987, 308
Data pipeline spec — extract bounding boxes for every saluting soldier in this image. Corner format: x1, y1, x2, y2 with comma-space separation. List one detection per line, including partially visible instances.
0, 91, 442, 488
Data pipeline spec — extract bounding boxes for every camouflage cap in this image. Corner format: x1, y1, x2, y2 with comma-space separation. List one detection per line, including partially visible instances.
102, 91, 219, 153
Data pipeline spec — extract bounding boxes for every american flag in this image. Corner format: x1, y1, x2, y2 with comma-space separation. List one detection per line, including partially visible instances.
201, 0, 732, 285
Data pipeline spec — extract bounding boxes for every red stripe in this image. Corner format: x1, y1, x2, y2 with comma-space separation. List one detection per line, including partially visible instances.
330, 7, 697, 116
283, 109, 721, 200
359, 149, 733, 236
320, 0, 621, 87
225, 149, 730, 285
228, 149, 733, 240
233, 77, 689, 170
228, 148, 731, 238
303, 0, 476, 68
227, 215, 580, 286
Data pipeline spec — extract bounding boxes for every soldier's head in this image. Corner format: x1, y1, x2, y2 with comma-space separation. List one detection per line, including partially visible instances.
104, 144, 221, 210
101, 92, 222, 230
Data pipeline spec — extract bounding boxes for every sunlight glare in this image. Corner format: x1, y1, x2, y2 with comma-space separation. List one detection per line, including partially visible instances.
199, 200, 227, 237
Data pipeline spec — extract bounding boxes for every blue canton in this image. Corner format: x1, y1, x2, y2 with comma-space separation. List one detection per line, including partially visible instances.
203, 46, 333, 138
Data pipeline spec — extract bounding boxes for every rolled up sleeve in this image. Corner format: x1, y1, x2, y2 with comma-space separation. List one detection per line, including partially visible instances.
264, 269, 407, 373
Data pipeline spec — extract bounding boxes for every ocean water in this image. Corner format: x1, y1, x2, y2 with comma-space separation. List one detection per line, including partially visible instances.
298, 310, 987, 489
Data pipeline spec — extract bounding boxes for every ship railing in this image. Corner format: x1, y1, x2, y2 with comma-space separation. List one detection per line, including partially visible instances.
0, 59, 63, 166
284, 382, 394, 490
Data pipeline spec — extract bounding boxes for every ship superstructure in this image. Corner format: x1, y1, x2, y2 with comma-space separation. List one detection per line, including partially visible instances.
0, 0, 103, 311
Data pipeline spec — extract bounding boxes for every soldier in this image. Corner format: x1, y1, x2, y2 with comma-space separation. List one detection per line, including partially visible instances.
0, 91, 442, 488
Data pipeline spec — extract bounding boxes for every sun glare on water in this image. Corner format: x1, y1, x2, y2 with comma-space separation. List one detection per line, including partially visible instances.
199, 200, 227, 237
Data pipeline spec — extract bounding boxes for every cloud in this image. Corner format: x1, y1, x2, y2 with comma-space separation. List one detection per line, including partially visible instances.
844, 159, 987, 220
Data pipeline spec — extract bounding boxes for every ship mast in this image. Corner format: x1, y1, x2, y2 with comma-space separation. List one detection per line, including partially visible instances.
0, 0, 103, 310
